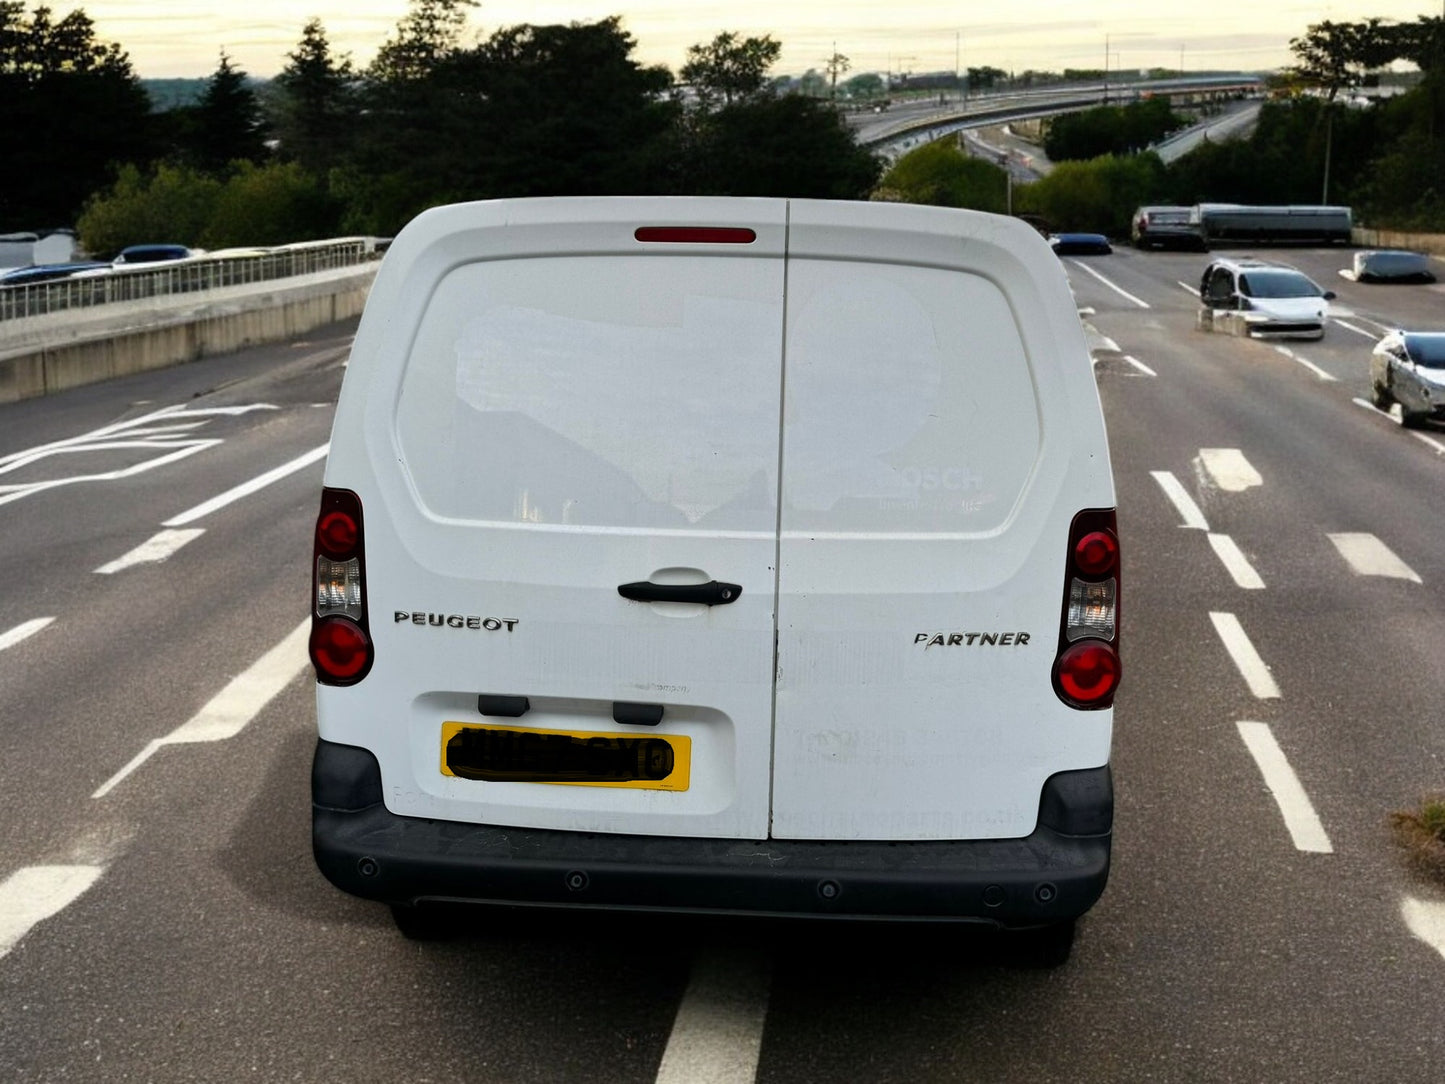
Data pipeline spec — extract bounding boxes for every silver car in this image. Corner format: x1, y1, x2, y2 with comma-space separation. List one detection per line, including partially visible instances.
1370, 330, 1445, 428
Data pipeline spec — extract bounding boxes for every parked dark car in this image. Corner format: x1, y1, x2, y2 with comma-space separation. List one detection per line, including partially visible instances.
0, 261, 109, 286
113, 244, 194, 265
1051, 233, 1112, 256
1351, 250, 1437, 284
1370, 330, 1445, 427
1131, 206, 1208, 251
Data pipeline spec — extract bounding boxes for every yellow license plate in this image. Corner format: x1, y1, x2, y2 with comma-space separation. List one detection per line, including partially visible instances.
440, 722, 691, 791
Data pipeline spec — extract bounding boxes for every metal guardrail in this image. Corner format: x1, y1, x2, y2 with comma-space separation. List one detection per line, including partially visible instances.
0, 237, 379, 322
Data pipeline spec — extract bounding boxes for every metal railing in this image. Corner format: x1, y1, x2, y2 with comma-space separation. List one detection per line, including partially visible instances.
0, 237, 380, 323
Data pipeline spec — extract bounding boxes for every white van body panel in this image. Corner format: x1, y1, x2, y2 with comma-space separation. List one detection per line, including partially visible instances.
319, 197, 1114, 845
321, 198, 788, 839
771, 202, 1113, 839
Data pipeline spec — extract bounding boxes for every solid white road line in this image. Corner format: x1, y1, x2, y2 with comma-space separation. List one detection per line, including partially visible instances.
1272, 346, 1337, 382
0, 617, 54, 653
93, 528, 206, 575
1207, 535, 1266, 589
1402, 896, 1445, 962
164, 443, 330, 527
1150, 471, 1210, 530
654, 947, 771, 1084
92, 620, 312, 798
0, 865, 105, 959
1411, 430, 1445, 455
1176, 280, 1200, 297
1328, 533, 1422, 583
1068, 260, 1151, 308
1122, 355, 1158, 376
1199, 448, 1263, 492
1236, 722, 1333, 854
1210, 612, 1281, 699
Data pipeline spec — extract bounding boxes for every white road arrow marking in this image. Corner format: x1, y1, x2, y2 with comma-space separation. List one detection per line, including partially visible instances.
1328, 533, 1421, 583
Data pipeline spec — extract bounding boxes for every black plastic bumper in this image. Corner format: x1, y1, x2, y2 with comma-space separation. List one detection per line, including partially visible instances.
312, 739, 1112, 928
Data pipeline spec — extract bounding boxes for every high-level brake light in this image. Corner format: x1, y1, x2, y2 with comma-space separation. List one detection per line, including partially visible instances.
1053, 509, 1121, 709
310, 487, 373, 685
634, 226, 757, 244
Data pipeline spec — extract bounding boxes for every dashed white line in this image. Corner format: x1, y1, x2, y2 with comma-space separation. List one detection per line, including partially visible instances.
1199, 448, 1262, 492
1122, 355, 1158, 376
93, 528, 206, 575
164, 443, 330, 527
1236, 722, 1333, 854
1176, 280, 1201, 297
1402, 896, 1445, 962
1332, 318, 1377, 339
1328, 533, 1422, 583
1210, 612, 1281, 699
1150, 471, 1210, 530
654, 947, 771, 1084
0, 617, 54, 653
1272, 346, 1337, 382
1068, 259, 1151, 308
0, 865, 105, 960
1207, 534, 1266, 589
92, 620, 312, 798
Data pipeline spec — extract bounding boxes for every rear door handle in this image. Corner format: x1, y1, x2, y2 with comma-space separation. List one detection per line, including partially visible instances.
617, 580, 742, 606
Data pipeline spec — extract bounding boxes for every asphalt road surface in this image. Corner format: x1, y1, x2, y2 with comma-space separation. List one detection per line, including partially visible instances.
2, 242, 1444, 1083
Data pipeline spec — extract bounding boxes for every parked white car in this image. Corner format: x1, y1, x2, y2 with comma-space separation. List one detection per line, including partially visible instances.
1199, 257, 1334, 339
1370, 330, 1445, 427
309, 197, 1121, 964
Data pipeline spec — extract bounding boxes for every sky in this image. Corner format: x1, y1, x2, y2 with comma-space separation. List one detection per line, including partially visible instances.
72, 1, 1445, 80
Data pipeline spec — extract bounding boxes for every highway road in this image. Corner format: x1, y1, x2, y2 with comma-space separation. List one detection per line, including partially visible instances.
2, 241, 1444, 1082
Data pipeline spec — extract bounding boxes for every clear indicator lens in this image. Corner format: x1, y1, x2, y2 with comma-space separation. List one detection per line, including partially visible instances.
1066, 577, 1116, 642
316, 556, 362, 619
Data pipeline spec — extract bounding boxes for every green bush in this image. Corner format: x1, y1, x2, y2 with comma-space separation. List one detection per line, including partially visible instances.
1017, 153, 1169, 236
76, 163, 222, 255
202, 162, 341, 248
878, 139, 1010, 213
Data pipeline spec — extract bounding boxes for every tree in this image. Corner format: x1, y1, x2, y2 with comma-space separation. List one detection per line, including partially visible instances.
0, 2, 154, 226
272, 18, 357, 175
679, 31, 781, 109
184, 51, 268, 174
370, 0, 475, 84
877, 139, 1010, 212
1288, 18, 1398, 101
824, 50, 850, 99
842, 72, 884, 101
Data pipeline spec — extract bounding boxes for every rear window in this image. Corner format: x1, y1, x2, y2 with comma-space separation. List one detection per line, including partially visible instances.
1240, 270, 1322, 299
1404, 334, 1445, 368
780, 260, 1040, 534
395, 255, 784, 533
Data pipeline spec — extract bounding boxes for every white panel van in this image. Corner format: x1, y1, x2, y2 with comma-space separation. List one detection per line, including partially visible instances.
310, 197, 1120, 961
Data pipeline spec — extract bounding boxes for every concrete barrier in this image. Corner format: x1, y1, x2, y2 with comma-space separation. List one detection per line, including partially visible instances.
1351, 228, 1445, 257
0, 263, 375, 404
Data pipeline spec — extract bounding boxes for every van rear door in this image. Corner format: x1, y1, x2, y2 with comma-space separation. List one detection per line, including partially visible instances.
330, 199, 787, 840
770, 201, 1114, 841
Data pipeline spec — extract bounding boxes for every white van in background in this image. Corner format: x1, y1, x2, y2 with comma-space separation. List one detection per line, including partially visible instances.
309, 197, 1121, 964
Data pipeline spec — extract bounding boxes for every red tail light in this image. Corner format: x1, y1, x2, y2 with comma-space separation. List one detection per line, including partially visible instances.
311, 487, 372, 685
634, 227, 757, 244
1053, 508, 1120, 709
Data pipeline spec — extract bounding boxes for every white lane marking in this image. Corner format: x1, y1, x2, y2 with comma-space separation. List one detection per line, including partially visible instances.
1176, 280, 1200, 297
1068, 259, 1151, 308
0, 442, 221, 508
1210, 612, 1281, 699
1353, 396, 1393, 420
654, 947, 771, 1084
1122, 355, 1157, 376
164, 443, 330, 527
1328, 533, 1422, 583
1150, 471, 1210, 530
1412, 430, 1445, 454
1207, 534, 1266, 589
0, 865, 105, 959
1272, 346, 1337, 382
1353, 398, 1445, 453
92, 620, 312, 798
1402, 896, 1445, 962
93, 528, 206, 575
1333, 318, 1377, 339
1236, 722, 1333, 854
0, 617, 55, 653
1199, 448, 1262, 492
